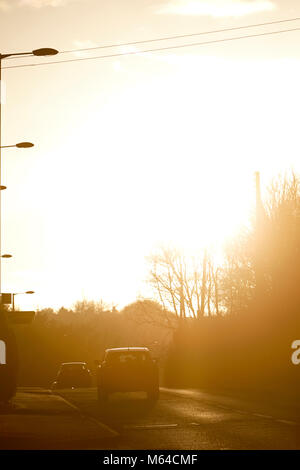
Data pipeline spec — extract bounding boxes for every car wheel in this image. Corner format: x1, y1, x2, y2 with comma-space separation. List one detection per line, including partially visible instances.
147, 388, 159, 402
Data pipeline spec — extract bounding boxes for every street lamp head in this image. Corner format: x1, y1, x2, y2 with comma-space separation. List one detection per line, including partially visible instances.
1, 254, 12, 258
25, 291, 35, 294
16, 142, 34, 148
32, 48, 58, 57
0, 186, 7, 191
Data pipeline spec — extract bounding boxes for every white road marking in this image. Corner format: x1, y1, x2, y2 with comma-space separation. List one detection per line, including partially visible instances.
252, 413, 273, 419
123, 424, 178, 430
276, 419, 298, 426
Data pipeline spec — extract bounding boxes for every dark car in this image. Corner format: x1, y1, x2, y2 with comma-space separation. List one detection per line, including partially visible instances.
96, 347, 159, 402
51, 362, 92, 390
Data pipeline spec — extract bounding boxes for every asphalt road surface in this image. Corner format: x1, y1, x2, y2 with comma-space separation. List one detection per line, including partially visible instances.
57, 387, 300, 450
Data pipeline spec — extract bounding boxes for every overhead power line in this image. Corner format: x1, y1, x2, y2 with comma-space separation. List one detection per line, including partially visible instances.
58, 16, 300, 54
3, 25, 300, 70
5, 15, 300, 60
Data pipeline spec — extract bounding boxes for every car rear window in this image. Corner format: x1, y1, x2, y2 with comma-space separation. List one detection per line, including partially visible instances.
60, 364, 86, 373
106, 352, 149, 363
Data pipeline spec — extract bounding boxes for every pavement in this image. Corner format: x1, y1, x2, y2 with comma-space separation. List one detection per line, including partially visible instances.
0, 387, 118, 449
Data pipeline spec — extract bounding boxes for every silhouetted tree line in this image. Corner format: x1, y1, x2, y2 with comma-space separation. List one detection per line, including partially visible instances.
14, 300, 172, 387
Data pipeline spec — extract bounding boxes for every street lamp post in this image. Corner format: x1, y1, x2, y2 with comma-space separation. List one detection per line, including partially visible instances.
0, 47, 58, 300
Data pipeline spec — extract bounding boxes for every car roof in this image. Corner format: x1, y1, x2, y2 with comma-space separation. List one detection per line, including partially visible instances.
61, 362, 87, 366
105, 347, 149, 353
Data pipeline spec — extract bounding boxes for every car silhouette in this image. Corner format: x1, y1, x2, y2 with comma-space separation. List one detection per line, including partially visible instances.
51, 362, 92, 390
96, 347, 159, 402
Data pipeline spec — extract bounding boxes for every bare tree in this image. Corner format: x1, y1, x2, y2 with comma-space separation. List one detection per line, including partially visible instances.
147, 245, 220, 318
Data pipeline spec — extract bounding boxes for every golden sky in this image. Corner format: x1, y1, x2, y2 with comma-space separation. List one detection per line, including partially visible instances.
0, 0, 300, 310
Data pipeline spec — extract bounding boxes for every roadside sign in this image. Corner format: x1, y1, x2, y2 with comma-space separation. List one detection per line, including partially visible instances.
8, 311, 35, 324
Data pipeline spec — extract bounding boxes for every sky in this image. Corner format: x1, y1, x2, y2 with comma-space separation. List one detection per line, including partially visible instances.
0, 0, 300, 310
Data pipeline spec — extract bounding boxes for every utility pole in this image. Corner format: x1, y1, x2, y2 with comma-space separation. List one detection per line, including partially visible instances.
0, 47, 58, 402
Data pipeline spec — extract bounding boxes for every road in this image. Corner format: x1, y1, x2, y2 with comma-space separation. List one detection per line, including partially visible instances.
57, 387, 300, 450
